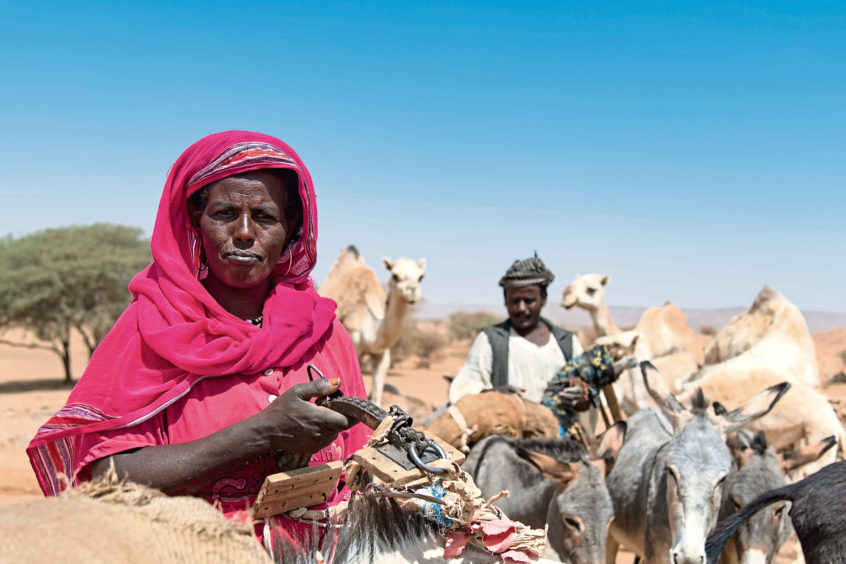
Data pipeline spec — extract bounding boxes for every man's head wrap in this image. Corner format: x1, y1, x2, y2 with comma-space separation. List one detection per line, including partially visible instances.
499, 253, 555, 289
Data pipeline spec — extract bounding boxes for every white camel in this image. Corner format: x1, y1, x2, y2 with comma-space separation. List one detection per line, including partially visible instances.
561, 274, 706, 414
319, 245, 426, 407
692, 285, 820, 390
679, 368, 845, 480
561, 274, 620, 337
674, 286, 839, 477
561, 273, 706, 363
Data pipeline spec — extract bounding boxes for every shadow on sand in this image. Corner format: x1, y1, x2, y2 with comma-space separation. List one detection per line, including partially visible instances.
0, 379, 75, 394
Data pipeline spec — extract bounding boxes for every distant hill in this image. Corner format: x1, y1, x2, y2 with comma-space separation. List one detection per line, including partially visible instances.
417, 302, 846, 334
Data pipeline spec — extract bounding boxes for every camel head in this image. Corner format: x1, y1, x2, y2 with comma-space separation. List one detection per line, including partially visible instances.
561, 273, 610, 311
383, 257, 426, 304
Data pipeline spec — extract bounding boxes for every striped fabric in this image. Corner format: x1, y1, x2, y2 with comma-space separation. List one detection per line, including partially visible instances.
187, 141, 297, 189
29, 403, 116, 496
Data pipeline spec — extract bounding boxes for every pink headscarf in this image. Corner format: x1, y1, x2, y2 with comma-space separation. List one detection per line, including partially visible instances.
28, 131, 337, 495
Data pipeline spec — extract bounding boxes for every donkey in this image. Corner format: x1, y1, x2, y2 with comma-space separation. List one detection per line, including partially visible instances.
606, 362, 789, 564
464, 427, 626, 564
714, 430, 837, 564
271, 490, 562, 563
707, 459, 846, 564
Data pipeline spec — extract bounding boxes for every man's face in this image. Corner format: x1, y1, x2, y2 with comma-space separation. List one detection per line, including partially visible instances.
505, 285, 545, 334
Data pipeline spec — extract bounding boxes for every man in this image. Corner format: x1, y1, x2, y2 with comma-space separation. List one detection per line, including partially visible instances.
449, 254, 590, 412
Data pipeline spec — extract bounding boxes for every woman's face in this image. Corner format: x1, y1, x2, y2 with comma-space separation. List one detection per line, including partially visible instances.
194, 170, 295, 291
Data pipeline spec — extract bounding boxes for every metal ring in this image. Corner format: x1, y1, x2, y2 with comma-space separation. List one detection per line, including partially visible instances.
407, 439, 447, 474
307, 364, 325, 382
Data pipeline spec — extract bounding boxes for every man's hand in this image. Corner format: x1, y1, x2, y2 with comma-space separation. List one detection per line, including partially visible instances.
558, 385, 591, 412
482, 385, 525, 397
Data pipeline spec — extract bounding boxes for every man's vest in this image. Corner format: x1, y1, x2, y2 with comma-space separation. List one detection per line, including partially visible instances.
482, 317, 574, 388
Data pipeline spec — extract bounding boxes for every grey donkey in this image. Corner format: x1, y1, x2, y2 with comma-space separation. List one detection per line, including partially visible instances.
605, 361, 789, 564
715, 429, 836, 564
464, 427, 625, 564
707, 459, 846, 564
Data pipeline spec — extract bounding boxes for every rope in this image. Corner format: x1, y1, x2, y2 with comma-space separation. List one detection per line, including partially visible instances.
446, 404, 477, 453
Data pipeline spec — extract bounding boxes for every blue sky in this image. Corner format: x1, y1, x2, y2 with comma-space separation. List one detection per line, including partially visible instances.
1, 1, 844, 312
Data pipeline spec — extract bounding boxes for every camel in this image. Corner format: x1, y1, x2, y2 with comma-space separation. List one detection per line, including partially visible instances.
676, 369, 845, 480
561, 273, 706, 365
561, 273, 620, 337
669, 289, 836, 478
593, 331, 670, 415
319, 245, 426, 406
562, 274, 706, 414
694, 285, 820, 390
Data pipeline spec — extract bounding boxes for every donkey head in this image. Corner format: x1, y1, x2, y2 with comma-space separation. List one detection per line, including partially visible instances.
516, 424, 625, 564
640, 362, 789, 564
722, 430, 836, 563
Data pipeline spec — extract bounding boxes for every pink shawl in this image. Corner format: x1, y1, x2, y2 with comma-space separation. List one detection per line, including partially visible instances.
28, 131, 337, 496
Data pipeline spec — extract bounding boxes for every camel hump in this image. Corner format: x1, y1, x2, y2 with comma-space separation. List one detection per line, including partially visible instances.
345, 244, 360, 258
752, 285, 783, 310
326, 244, 367, 278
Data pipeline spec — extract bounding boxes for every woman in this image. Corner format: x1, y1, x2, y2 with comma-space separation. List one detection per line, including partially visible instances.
27, 130, 370, 542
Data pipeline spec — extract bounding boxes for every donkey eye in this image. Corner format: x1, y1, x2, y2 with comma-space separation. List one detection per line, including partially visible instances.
563, 516, 582, 532
732, 496, 743, 510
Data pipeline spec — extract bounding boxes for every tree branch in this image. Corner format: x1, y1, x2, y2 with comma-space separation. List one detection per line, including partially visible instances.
0, 338, 58, 354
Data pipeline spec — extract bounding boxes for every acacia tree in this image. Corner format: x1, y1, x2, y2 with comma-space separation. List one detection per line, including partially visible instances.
0, 224, 151, 382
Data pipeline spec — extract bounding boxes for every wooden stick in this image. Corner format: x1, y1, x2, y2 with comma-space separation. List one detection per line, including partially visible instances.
602, 384, 625, 423
598, 398, 612, 428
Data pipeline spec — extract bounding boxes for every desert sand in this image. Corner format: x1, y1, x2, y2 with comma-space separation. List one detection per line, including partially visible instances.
1, 325, 844, 562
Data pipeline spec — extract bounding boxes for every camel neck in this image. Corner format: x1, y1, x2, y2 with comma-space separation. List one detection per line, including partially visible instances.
374, 287, 409, 350
593, 302, 620, 336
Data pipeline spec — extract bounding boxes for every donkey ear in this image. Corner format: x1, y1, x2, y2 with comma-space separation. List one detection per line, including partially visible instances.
640, 361, 685, 427
725, 429, 752, 451
630, 333, 640, 349
720, 382, 791, 436
594, 421, 627, 478
516, 448, 579, 487
726, 429, 754, 468
779, 435, 837, 474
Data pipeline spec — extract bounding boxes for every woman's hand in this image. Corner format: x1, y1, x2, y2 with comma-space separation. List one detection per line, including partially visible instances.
257, 378, 353, 455
91, 378, 354, 495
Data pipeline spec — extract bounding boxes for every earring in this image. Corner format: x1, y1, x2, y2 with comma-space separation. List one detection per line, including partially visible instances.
282, 250, 293, 276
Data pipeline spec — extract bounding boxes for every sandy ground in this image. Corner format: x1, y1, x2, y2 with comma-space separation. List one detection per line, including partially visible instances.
1, 326, 844, 562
